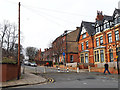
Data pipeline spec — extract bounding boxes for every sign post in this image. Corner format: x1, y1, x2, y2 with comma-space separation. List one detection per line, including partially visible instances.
63, 52, 65, 72
63, 52, 65, 63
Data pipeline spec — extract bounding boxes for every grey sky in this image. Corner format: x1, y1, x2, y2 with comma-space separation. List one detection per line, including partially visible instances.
0, 0, 119, 51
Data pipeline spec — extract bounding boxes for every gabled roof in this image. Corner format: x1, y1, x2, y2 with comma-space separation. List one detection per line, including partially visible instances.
77, 21, 95, 42
113, 8, 120, 17
103, 15, 113, 21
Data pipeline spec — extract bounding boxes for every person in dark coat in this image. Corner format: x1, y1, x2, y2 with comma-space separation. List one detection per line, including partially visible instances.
103, 62, 111, 74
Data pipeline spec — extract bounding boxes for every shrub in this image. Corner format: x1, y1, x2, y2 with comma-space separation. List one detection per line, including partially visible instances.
1, 57, 17, 64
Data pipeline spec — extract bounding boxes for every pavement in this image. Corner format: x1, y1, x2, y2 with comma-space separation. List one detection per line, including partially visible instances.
0, 67, 47, 89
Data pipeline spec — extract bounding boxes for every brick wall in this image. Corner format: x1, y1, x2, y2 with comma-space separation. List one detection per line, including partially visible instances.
67, 53, 79, 63
0, 64, 20, 82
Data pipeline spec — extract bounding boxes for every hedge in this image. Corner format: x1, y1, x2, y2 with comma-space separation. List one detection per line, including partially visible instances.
0, 57, 17, 64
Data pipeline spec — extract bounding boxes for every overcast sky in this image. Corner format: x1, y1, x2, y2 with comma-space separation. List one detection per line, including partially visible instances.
0, 0, 120, 51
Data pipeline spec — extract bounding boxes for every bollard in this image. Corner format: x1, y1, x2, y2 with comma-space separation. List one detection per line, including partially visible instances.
44, 66, 46, 73
67, 67, 69, 72
77, 67, 79, 73
23, 65, 25, 74
58, 67, 60, 72
35, 67, 37, 74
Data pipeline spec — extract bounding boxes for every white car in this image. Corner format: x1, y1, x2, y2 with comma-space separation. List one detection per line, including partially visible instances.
24, 61, 31, 66
30, 62, 37, 67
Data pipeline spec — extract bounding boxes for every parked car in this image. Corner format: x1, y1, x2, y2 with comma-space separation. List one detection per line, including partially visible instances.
24, 61, 31, 66
30, 62, 37, 67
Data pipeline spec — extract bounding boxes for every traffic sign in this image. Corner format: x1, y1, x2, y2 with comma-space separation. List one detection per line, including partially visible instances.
63, 52, 65, 56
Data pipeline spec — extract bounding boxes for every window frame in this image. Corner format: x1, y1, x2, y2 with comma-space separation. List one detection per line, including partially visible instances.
100, 50, 104, 62
81, 43, 84, 50
82, 33, 86, 39
115, 30, 119, 41
81, 54, 84, 63
86, 41, 89, 49
70, 55, 73, 63
108, 33, 112, 43
80, 53, 89, 63
100, 36, 103, 45
94, 49, 105, 63
96, 38, 99, 47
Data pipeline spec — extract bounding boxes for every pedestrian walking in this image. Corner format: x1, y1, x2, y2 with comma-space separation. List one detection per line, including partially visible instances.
103, 62, 111, 74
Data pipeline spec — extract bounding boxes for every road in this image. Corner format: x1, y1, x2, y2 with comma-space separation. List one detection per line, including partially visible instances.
12, 65, 119, 88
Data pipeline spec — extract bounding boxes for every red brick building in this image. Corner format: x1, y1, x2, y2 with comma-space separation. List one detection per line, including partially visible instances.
35, 49, 43, 61
52, 27, 79, 64
77, 21, 95, 68
43, 48, 53, 61
77, 9, 120, 69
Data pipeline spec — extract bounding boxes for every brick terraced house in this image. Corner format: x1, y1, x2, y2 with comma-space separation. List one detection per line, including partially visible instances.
77, 21, 95, 68
77, 9, 120, 71
52, 27, 79, 64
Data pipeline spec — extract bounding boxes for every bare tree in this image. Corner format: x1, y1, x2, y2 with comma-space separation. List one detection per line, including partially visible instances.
52, 36, 64, 63
26, 47, 38, 61
0, 20, 9, 48
0, 20, 18, 52
9, 24, 18, 52
0, 20, 24, 60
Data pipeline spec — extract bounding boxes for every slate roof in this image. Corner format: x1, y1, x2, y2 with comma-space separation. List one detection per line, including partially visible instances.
113, 8, 120, 17
95, 15, 113, 26
77, 21, 95, 42
103, 15, 113, 21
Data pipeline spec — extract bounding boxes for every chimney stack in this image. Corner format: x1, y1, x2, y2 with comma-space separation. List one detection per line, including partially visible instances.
96, 10, 104, 21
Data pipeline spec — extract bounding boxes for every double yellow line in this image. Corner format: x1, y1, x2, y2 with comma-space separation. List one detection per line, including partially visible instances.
47, 78, 55, 83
